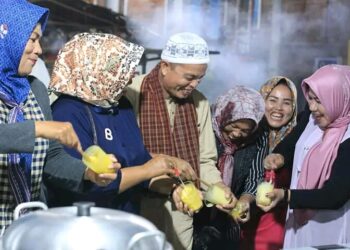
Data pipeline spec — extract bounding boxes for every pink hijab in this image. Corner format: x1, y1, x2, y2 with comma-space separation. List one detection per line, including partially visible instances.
298, 64, 350, 190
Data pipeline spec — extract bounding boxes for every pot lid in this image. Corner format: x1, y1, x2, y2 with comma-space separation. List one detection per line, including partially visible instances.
3, 202, 170, 250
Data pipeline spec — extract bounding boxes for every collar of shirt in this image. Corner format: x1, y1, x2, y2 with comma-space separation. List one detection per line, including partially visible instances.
92, 105, 119, 114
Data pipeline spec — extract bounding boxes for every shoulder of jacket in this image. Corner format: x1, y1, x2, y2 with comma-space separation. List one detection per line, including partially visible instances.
129, 74, 146, 89
191, 89, 209, 105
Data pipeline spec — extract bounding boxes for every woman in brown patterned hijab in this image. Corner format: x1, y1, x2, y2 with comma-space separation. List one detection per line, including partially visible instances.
241, 76, 298, 250
49, 33, 196, 211
50, 33, 144, 107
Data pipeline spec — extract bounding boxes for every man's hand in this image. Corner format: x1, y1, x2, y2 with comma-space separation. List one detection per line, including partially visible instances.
264, 153, 284, 170
168, 156, 197, 181
172, 185, 203, 216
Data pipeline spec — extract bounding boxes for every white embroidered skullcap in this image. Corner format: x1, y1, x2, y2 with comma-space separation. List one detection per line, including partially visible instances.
161, 32, 209, 64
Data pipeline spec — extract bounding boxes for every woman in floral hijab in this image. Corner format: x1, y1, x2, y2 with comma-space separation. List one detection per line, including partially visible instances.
212, 85, 265, 189
261, 65, 350, 247
193, 86, 265, 250
49, 33, 194, 212
50, 33, 143, 108
0, 1, 116, 229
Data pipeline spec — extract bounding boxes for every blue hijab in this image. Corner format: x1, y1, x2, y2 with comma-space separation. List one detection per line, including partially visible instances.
0, 0, 48, 205
0, 0, 48, 103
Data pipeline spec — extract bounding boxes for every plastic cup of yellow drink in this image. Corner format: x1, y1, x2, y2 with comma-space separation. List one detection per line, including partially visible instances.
82, 145, 114, 174
256, 181, 274, 206
230, 202, 244, 219
180, 182, 203, 211
204, 184, 231, 207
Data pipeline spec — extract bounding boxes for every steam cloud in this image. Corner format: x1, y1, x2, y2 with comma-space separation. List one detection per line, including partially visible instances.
128, 0, 350, 105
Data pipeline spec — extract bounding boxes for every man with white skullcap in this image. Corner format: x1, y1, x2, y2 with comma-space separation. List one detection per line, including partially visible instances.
126, 32, 236, 250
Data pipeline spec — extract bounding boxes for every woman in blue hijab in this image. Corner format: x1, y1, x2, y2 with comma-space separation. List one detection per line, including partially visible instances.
0, 0, 117, 229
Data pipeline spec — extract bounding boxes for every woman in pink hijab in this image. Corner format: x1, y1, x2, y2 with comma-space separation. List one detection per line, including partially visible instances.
260, 64, 350, 248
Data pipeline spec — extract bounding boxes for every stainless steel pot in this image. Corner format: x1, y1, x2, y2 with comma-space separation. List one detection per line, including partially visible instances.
2, 202, 172, 250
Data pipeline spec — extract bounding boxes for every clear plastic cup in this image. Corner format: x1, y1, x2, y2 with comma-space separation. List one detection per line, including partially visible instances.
256, 181, 274, 206
180, 182, 203, 211
231, 202, 244, 219
82, 145, 115, 174
204, 184, 231, 207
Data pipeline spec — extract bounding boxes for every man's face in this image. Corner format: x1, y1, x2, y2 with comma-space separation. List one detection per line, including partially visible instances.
160, 62, 207, 99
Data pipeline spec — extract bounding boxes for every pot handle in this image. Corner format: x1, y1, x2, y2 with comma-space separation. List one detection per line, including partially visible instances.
127, 231, 167, 250
14, 201, 48, 220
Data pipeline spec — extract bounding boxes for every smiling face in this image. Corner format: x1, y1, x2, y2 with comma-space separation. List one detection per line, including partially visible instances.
160, 61, 207, 99
264, 84, 294, 129
18, 23, 42, 76
222, 119, 256, 145
307, 88, 331, 130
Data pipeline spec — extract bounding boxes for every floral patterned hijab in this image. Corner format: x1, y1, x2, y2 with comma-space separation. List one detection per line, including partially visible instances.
49, 33, 144, 108
260, 76, 298, 152
212, 85, 265, 186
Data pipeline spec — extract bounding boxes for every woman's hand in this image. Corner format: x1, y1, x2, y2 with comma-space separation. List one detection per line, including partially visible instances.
214, 182, 237, 212
35, 121, 83, 154
143, 155, 177, 179
233, 194, 253, 223
256, 188, 284, 212
147, 154, 197, 181
84, 154, 121, 186
264, 153, 284, 170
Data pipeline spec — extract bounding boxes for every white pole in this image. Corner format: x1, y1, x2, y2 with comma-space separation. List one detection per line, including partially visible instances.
123, 0, 128, 16
268, 0, 282, 76
163, 0, 169, 35
106, 0, 120, 13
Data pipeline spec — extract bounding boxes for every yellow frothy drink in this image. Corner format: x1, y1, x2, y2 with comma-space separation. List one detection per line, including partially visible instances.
82, 145, 114, 174
204, 184, 231, 206
256, 181, 274, 206
231, 202, 244, 219
180, 182, 203, 211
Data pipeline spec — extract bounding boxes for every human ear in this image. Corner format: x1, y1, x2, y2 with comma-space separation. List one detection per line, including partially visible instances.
160, 61, 170, 76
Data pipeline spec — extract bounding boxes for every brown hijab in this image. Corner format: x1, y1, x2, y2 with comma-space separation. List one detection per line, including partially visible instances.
49, 33, 144, 107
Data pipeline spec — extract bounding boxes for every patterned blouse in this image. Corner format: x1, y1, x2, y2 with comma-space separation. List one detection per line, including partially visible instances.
0, 90, 49, 228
